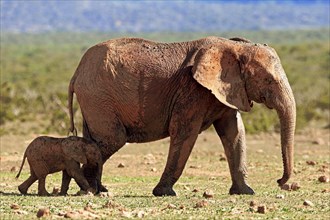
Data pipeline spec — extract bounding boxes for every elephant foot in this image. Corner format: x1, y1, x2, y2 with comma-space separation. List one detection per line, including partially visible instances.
38, 191, 50, 196
152, 185, 176, 197
18, 185, 27, 195
98, 184, 108, 193
229, 183, 255, 195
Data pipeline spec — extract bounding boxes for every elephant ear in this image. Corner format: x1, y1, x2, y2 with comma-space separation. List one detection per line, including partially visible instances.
62, 140, 88, 164
192, 46, 251, 112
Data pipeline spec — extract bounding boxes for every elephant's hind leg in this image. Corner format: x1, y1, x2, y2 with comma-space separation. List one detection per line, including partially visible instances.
37, 176, 50, 196
82, 112, 127, 192
153, 113, 202, 196
18, 169, 38, 194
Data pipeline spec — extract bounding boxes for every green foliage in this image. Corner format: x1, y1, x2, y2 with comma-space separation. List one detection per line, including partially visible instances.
0, 29, 329, 135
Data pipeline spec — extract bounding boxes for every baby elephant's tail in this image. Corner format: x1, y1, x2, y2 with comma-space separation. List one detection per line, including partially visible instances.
68, 77, 77, 136
16, 151, 27, 179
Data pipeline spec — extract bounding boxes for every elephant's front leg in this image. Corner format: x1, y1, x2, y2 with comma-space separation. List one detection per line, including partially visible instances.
59, 170, 71, 195
213, 110, 254, 195
153, 116, 201, 196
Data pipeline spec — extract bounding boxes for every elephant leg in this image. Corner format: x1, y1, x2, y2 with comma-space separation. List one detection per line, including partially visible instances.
153, 114, 201, 196
213, 110, 254, 195
82, 114, 126, 192
38, 176, 50, 196
18, 168, 37, 194
67, 162, 94, 193
59, 170, 71, 195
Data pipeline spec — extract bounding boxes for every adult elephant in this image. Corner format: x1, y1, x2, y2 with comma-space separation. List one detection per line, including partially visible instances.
68, 36, 296, 196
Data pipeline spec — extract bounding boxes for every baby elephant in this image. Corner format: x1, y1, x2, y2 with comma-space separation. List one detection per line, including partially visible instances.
16, 136, 103, 196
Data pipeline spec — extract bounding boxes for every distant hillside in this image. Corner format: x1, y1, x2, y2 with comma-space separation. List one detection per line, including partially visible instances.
1, 0, 329, 33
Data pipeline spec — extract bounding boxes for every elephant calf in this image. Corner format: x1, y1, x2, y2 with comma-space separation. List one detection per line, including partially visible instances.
16, 136, 103, 196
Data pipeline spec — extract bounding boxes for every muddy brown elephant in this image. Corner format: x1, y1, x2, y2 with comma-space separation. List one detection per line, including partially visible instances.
16, 136, 103, 196
68, 36, 296, 196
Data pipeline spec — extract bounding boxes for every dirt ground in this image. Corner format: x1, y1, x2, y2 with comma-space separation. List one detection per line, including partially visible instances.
0, 127, 329, 219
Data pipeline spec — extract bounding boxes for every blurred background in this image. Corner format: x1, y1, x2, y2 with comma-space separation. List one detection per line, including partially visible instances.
1, 0, 329, 136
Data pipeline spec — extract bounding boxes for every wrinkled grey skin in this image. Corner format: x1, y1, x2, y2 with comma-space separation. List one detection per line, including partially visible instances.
68, 37, 296, 196
16, 136, 103, 196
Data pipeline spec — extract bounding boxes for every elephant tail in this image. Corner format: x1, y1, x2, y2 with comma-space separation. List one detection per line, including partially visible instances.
68, 78, 77, 136
16, 151, 27, 179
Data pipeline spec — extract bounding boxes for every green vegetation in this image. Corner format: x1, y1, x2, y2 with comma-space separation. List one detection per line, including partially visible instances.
1, 29, 329, 135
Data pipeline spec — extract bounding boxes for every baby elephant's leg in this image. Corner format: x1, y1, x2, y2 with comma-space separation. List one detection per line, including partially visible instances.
59, 170, 71, 195
18, 169, 38, 194
38, 176, 50, 196
67, 162, 94, 193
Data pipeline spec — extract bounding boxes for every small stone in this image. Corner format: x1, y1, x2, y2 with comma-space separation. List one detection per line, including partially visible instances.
52, 187, 60, 195
10, 203, 20, 210
257, 205, 267, 214
219, 154, 227, 161
167, 204, 176, 209
249, 201, 257, 207
318, 175, 329, 183
303, 200, 314, 206
291, 182, 301, 191
194, 200, 208, 208
99, 191, 113, 198
36, 208, 50, 218
183, 185, 190, 191
121, 211, 133, 218
150, 167, 157, 172
118, 163, 125, 168
192, 188, 199, 193
189, 165, 201, 169
280, 184, 291, 191
276, 194, 285, 199
203, 190, 214, 198
136, 210, 146, 218
306, 161, 317, 166
312, 138, 324, 145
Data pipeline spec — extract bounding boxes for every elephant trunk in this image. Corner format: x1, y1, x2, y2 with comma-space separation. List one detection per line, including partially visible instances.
275, 79, 296, 186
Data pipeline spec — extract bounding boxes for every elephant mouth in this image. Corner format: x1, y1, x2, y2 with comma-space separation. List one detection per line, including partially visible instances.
260, 96, 273, 110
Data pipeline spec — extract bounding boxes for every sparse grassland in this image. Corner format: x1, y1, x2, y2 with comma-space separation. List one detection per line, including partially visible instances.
0, 129, 329, 219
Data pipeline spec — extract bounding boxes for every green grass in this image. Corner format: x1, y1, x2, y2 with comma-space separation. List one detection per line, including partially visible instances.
1, 29, 329, 135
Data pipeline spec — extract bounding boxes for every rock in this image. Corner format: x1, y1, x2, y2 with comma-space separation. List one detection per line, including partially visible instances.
291, 182, 301, 191
249, 201, 257, 207
306, 161, 317, 166
52, 187, 60, 195
203, 190, 214, 198
99, 191, 113, 198
121, 211, 133, 218
10, 203, 20, 210
303, 200, 314, 206
219, 154, 227, 161
194, 200, 208, 208
36, 208, 50, 218
136, 210, 146, 218
318, 175, 329, 183
280, 184, 291, 191
118, 163, 125, 168
312, 138, 324, 145
167, 204, 176, 209
257, 205, 267, 214
276, 194, 285, 199
10, 166, 18, 172
192, 188, 199, 193
150, 167, 157, 172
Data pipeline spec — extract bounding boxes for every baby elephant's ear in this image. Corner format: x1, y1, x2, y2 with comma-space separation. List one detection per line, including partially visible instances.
62, 140, 88, 164
192, 46, 251, 112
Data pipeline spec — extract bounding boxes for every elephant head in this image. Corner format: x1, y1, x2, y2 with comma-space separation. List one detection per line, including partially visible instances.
62, 137, 102, 167
192, 40, 296, 186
